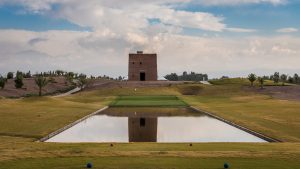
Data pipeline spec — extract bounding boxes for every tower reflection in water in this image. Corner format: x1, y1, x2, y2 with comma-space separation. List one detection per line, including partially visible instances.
128, 117, 157, 142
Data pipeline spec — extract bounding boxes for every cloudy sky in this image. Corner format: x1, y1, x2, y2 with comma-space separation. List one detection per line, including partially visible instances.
0, 0, 299, 79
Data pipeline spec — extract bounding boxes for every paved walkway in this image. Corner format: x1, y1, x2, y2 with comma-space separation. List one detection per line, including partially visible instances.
52, 87, 81, 98
200, 81, 212, 85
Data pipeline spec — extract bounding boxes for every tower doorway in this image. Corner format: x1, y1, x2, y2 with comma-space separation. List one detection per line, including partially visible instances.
140, 72, 145, 81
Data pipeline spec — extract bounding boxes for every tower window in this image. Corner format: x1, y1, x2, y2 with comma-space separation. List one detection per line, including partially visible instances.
140, 62, 142, 65
132, 62, 135, 64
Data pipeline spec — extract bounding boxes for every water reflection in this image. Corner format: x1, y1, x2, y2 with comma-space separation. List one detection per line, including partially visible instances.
46, 108, 267, 143
129, 117, 157, 142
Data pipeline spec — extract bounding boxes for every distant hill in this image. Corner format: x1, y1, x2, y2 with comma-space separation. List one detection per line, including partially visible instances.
0, 76, 75, 98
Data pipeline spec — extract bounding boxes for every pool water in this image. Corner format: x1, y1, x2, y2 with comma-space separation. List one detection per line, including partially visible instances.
46, 108, 267, 143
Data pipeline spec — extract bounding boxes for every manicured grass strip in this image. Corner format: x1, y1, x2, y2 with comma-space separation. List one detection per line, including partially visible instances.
119, 95, 178, 100
109, 95, 189, 107
0, 95, 113, 139
0, 157, 299, 169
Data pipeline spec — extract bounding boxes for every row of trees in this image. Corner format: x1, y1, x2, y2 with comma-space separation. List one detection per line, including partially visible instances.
4, 70, 81, 79
164, 71, 208, 81
0, 73, 49, 96
0, 70, 89, 96
0, 71, 25, 89
248, 72, 300, 88
5, 70, 117, 80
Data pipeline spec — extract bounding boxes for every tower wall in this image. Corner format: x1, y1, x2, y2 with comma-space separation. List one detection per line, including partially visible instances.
128, 51, 157, 81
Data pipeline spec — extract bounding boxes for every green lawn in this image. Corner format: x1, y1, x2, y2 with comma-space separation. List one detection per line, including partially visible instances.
180, 85, 300, 142
0, 95, 114, 139
1, 157, 300, 169
0, 136, 299, 169
0, 81, 300, 168
110, 95, 188, 107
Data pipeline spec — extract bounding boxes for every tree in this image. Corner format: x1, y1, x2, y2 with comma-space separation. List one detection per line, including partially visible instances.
68, 72, 75, 78
78, 75, 87, 90
35, 76, 48, 96
203, 74, 208, 81
25, 71, 31, 78
288, 76, 294, 83
273, 72, 280, 83
0, 76, 6, 89
257, 77, 265, 89
14, 73, 24, 89
280, 74, 287, 86
118, 76, 123, 81
55, 70, 64, 76
16, 71, 24, 78
165, 72, 208, 81
7, 72, 14, 79
248, 73, 257, 86
164, 73, 179, 81
294, 73, 299, 84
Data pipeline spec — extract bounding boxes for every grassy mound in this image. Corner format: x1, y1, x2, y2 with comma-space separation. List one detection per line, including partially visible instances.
209, 78, 293, 86
177, 85, 203, 95
209, 78, 248, 85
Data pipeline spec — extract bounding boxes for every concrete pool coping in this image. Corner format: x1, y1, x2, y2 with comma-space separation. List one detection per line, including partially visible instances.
190, 106, 281, 143
39, 106, 281, 143
39, 106, 109, 142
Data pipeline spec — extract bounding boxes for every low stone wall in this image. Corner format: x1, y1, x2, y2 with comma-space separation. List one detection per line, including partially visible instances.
190, 106, 281, 143
39, 106, 109, 142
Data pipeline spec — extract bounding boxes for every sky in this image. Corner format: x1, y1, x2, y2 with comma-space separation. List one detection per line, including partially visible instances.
0, 0, 299, 79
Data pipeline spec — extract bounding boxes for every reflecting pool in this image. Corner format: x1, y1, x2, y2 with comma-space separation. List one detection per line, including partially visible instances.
46, 108, 267, 143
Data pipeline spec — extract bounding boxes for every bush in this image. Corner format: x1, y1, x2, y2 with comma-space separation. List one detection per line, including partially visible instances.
24, 71, 31, 78
0, 76, 6, 89
15, 73, 24, 89
48, 77, 56, 83
7, 72, 13, 79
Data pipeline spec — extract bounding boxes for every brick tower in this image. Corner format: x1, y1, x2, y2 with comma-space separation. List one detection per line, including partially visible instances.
128, 51, 157, 81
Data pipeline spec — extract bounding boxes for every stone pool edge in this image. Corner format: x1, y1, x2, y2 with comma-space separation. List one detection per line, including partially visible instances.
190, 106, 281, 143
38, 106, 109, 142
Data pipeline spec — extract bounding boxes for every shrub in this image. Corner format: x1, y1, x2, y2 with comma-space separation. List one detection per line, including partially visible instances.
258, 77, 265, 89
48, 77, 56, 83
0, 76, 6, 89
14, 73, 24, 89
7, 72, 14, 79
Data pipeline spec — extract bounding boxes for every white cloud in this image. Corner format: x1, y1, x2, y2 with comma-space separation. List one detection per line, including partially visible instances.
0, 29, 299, 78
0, 0, 256, 33
0, 0, 298, 78
225, 27, 257, 33
192, 0, 287, 6
276, 27, 298, 33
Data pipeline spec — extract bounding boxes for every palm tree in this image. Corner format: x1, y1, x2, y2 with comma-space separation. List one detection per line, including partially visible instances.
248, 73, 257, 86
35, 76, 48, 96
